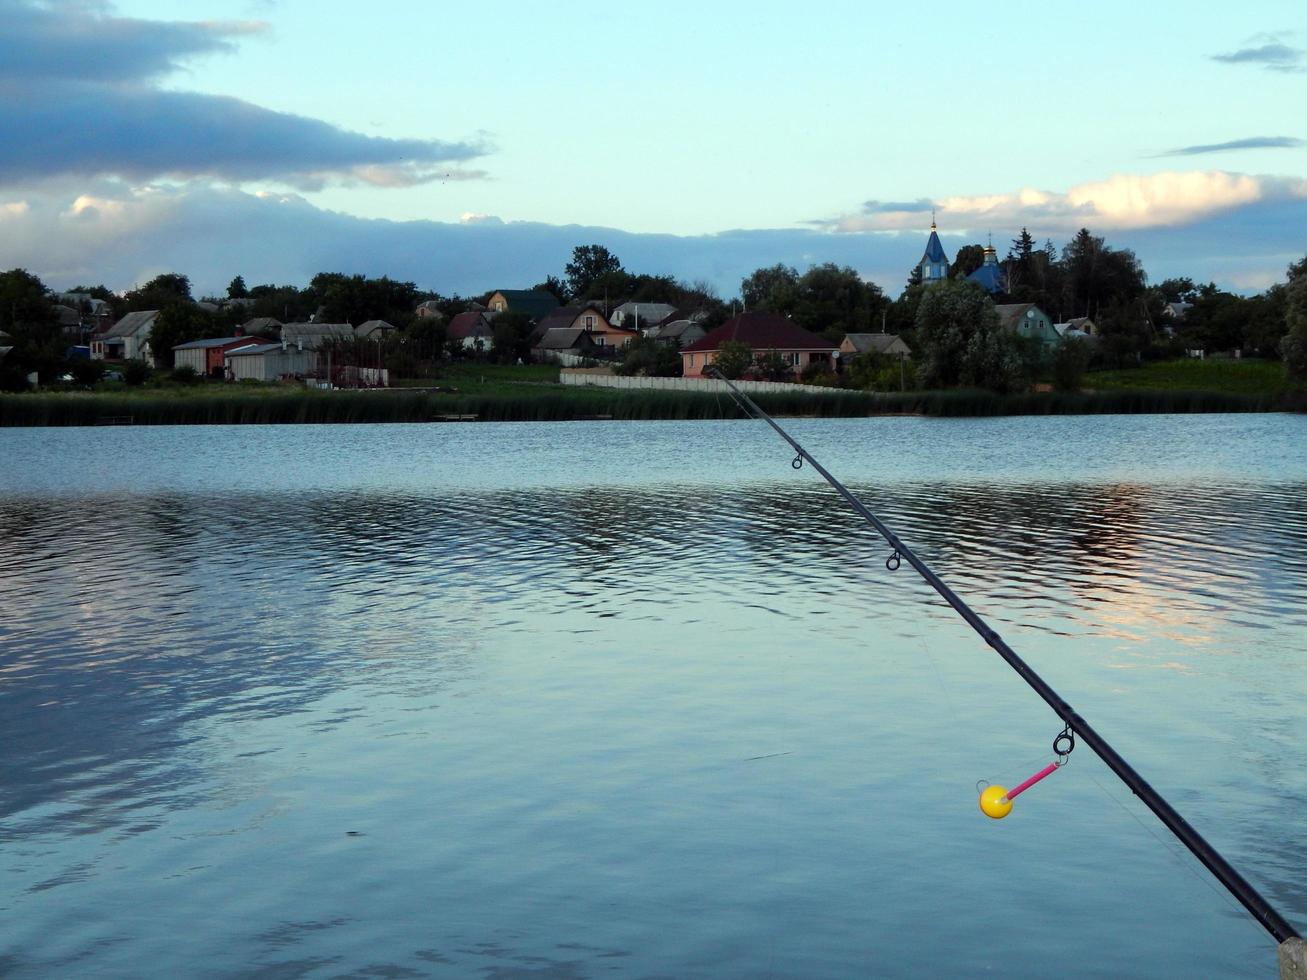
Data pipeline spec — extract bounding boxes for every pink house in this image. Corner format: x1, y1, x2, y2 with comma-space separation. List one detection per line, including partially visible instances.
680, 312, 838, 378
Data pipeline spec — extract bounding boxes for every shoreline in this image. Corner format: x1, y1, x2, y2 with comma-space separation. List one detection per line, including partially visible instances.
2, 385, 1304, 426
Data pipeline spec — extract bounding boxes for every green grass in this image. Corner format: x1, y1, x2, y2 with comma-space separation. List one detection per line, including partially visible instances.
4, 359, 1305, 426
1085, 358, 1291, 396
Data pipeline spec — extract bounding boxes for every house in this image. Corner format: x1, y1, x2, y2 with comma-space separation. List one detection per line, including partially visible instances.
840, 333, 912, 358
279, 322, 356, 350
917, 218, 950, 285
92, 310, 159, 363
531, 305, 636, 351
966, 245, 1006, 294
224, 341, 318, 382
355, 319, 397, 339
680, 312, 838, 378
1162, 301, 1192, 320
415, 300, 445, 320
649, 318, 708, 348
995, 303, 1059, 350
486, 289, 561, 320
1054, 317, 1097, 341
610, 302, 676, 331
52, 304, 82, 333
532, 327, 599, 365
241, 317, 283, 336
447, 311, 495, 351
173, 335, 274, 377
58, 293, 114, 331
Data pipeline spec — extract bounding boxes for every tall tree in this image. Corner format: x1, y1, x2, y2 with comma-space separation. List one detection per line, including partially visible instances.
227, 275, 249, 299
740, 264, 799, 313
1280, 276, 1307, 380
565, 245, 624, 299
951, 244, 985, 279
124, 273, 192, 312
914, 278, 1024, 392
0, 268, 59, 386
1060, 228, 1144, 319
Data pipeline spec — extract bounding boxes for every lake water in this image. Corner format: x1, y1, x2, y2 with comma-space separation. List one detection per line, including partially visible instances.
1, 415, 1304, 978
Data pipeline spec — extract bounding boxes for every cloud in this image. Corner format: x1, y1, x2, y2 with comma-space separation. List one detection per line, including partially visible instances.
2, 181, 1304, 303
1156, 136, 1305, 157
0, 1, 489, 188
1211, 39, 1305, 72
861, 199, 935, 214
816, 171, 1307, 235
0, 0, 267, 83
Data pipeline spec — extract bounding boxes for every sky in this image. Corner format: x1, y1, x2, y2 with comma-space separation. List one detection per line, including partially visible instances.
1, 0, 1305, 301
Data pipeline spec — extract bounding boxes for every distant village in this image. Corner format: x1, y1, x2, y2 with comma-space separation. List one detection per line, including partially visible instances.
2, 221, 1265, 392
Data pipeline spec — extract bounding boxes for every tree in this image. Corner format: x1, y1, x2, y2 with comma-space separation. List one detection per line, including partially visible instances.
951, 244, 986, 279
914, 278, 1024, 392
227, 276, 249, 299
615, 336, 682, 377
124, 273, 192, 312
310, 273, 420, 326
532, 275, 570, 305
0, 268, 60, 382
1156, 277, 1198, 303
741, 264, 799, 312
149, 303, 218, 368
1052, 338, 1091, 391
755, 349, 791, 380
1060, 228, 1145, 319
792, 263, 887, 341
1282, 277, 1307, 381
565, 245, 624, 299
712, 340, 753, 379
489, 312, 534, 364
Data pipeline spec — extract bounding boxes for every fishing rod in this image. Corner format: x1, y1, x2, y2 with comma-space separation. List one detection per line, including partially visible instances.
708, 369, 1301, 947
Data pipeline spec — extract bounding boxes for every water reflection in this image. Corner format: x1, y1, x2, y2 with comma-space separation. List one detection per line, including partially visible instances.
1, 471, 1304, 976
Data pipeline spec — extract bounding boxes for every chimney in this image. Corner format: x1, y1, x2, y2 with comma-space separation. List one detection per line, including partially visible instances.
234, 325, 244, 337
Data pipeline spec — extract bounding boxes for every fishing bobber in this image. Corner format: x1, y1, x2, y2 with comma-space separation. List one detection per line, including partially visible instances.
978, 762, 1059, 819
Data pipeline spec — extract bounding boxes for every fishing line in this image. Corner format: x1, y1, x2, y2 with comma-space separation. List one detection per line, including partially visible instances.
1082, 768, 1263, 938
707, 369, 1300, 946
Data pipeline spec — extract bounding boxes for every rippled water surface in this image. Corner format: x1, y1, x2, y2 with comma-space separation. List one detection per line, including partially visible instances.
2, 415, 1305, 978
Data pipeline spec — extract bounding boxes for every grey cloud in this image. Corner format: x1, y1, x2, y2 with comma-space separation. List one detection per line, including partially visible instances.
4, 184, 1303, 303
861, 199, 934, 213
1156, 136, 1305, 157
0, 0, 258, 83
0, 1, 489, 186
1211, 42, 1305, 71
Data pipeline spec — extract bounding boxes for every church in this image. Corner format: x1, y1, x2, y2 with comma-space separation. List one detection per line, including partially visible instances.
916, 217, 950, 284
914, 218, 1006, 295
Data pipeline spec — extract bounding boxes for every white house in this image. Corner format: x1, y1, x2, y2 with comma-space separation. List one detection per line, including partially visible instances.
92, 310, 159, 364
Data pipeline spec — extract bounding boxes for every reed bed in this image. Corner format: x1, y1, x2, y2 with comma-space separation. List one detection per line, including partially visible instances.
1, 385, 1300, 427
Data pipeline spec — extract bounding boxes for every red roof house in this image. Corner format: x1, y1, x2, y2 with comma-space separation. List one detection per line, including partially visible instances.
680, 312, 837, 378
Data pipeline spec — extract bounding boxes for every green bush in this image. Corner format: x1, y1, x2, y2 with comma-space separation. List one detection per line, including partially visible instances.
69, 359, 106, 387
1053, 339, 1091, 392
122, 359, 151, 386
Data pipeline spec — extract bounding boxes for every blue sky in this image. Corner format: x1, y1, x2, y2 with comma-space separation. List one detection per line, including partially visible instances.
1, 0, 1305, 299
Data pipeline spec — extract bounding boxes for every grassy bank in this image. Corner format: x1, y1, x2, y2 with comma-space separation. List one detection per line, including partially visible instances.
1084, 358, 1290, 396
3, 382, 1303, 426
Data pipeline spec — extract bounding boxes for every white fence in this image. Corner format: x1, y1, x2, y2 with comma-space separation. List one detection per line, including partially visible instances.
560, 371, 855, 396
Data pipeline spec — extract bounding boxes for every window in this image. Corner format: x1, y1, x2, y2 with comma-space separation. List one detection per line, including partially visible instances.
689, 354, 696, 367
585, 315, 595, 328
